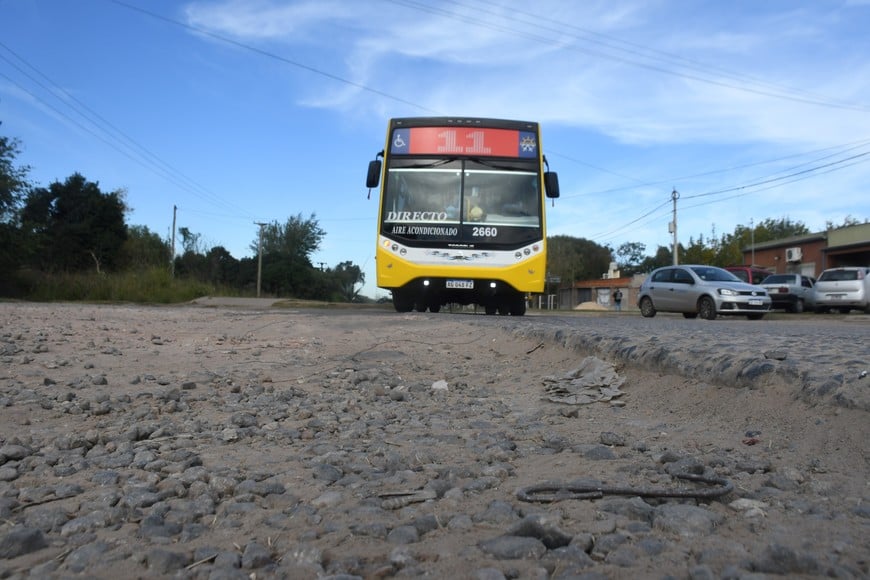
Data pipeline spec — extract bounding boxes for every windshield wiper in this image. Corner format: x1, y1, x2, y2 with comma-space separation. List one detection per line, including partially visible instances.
467, 157, 528, 171
398, 158, 459, 169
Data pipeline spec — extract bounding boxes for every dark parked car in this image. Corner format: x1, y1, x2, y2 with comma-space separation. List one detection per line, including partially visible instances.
638, 265, 771, 320
760, 274, 816, 313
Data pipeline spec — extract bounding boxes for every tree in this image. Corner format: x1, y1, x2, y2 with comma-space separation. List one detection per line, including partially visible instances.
681, 217, 811, 267
615, 241, 646, 276
682, 234, 717, 265
752, 217, 809, 241
331, 261, 365, 301
638, 245, 673, 273
254, 213, 325, 259
175, 249, 208, 281
826, 215, 868, 230
0, 135, 30, 221
254, 213, 325, 298
546, 235, 613, 284
122, 225, 170, 270
178, 226, 204, 255
0, 134, 31, 280
20, 173, 128, 273
204, 245, 239, 286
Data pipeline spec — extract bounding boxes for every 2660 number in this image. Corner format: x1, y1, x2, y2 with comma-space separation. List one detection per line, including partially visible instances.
472, 226, 498, 237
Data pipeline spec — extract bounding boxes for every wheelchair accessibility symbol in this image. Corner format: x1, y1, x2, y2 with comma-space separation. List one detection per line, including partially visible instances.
391, 128, 410, 153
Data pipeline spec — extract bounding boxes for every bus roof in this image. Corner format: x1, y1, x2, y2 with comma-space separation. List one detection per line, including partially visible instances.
390, 117, 538, 131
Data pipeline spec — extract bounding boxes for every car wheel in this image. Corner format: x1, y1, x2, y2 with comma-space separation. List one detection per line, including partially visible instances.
814, 307, 828, 314
747, 314, 765, 320
838, 307, 851, 314
698, 296, 717, 320
639, 297, 656, 318
791, 299, 804, 314
682, 312, 698, 319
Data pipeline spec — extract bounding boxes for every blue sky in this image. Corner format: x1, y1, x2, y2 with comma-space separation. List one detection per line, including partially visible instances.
2, 0, 869, 299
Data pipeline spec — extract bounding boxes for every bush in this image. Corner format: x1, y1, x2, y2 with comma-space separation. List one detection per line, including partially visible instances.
4, 267, 225, 304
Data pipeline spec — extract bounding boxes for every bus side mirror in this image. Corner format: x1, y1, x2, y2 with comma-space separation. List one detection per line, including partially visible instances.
544, 171, 560, 198
366, 159, 382, 189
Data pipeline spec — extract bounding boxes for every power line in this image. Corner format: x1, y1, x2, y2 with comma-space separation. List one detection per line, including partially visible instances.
585, 146, 870, 246
681, 150, 870, 201
105, 0, 870, 203
390, 0, 870, 113
0, 42, 254, 220
11, 1, 864, 253
105, 0, 440, 115
561, 138, 870, 199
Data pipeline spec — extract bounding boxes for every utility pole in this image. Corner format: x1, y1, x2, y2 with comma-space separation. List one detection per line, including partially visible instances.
750, 218, 755, 266
255, 222, 267, 298
669, 188, 679, 265
170, 205, 177, 278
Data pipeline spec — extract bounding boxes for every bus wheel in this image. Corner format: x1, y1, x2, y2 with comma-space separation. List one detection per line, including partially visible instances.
509, 298, 526, 316
429, 302, 441, 313
484, 304, 497, 315
392, 290, 415, 313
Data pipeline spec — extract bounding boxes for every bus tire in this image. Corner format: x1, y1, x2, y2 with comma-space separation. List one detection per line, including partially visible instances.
509, 297, 526, 316
392, 290, 415, 313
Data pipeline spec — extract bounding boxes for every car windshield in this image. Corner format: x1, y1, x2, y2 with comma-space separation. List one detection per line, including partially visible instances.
690, 266, 740, 282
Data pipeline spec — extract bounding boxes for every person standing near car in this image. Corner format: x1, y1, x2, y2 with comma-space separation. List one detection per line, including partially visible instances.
613, 288, 623, 312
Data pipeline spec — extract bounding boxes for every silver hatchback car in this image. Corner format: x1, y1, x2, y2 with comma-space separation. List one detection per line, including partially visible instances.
638, 265, 771, 320
813, 266, 870, 314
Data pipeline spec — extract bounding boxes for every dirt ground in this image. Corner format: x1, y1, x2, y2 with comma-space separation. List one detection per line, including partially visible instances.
0, 301, 867, 578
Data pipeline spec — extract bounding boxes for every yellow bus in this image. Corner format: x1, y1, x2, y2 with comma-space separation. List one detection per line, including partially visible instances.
366, 117, 559, 315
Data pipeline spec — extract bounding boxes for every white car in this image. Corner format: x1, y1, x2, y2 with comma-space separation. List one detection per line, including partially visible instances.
814, 267, 870, 314
760, 274, 816, 313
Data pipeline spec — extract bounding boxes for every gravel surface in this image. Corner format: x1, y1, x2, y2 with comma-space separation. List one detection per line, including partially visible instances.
0, 301, 867, 579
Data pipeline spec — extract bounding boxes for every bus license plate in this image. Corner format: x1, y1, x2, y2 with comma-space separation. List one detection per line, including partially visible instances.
446, 279, 474, 289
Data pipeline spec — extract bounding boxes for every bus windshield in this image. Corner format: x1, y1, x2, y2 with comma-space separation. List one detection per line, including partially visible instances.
381, 158, 541, 246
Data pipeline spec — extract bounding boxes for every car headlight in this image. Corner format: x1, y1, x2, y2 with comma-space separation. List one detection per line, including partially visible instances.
718, 288, 739, 296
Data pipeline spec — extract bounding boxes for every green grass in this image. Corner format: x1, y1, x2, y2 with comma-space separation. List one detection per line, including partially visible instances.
12, 267, 228, 304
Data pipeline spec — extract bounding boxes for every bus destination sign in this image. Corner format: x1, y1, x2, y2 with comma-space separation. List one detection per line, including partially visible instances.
390, 127, 538, 158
